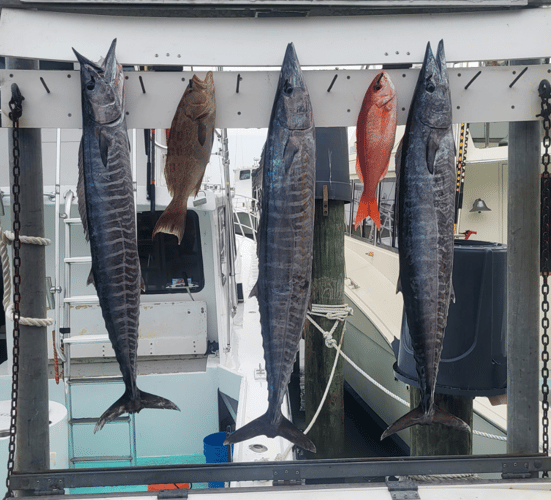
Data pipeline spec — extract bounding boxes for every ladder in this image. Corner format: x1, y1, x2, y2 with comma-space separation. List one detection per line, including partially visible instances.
54, 188, 137, 468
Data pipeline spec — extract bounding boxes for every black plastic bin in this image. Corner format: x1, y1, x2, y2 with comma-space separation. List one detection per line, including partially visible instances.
392, 240, 507, 396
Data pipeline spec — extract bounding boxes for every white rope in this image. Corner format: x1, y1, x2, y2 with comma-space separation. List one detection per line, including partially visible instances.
0, 226, 53, 327
275, 304, 351, 461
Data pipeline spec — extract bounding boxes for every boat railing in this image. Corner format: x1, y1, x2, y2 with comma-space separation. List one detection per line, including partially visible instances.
232, 193, 259, 242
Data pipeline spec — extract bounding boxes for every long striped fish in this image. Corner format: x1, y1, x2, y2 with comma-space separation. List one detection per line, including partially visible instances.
74, 39, 180, 432
224, 43, 316, 452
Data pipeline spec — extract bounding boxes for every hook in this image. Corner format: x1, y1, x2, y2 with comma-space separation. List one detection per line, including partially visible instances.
40, 77, 51, 94
139, 75, 146, 94
236, 74, 242, 93
539, 80, 551, 100
464, 70, 481, 90
509, 67, 528, 88
327, 74, 338, 92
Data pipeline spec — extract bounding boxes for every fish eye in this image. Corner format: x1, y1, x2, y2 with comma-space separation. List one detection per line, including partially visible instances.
86, 77, 95, 91
374, 85, 382, 91
283, 79, 293, 95
426, 81, 436, 93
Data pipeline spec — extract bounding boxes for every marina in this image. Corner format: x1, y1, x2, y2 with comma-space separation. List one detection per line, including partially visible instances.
0, 1, 548, 498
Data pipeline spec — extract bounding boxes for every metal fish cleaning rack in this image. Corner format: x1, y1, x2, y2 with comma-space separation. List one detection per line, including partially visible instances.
0, 4, 550, 497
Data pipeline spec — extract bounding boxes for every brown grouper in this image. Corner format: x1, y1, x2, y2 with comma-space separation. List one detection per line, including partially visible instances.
382, 40, 470, 440
74, 39, 180, 432
224, 43, 316, 453
153, 72, 216, 244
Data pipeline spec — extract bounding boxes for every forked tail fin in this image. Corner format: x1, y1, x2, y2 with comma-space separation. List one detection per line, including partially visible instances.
380, 404, 470, 441
223, 412, 316, 453
95, 389, 180, 433
152, 198, 188, 244
354, 192, 381, 230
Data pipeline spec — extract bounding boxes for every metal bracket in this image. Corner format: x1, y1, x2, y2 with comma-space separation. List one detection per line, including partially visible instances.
501, 460, 534, 479
323, 185, 329, 216
31, 477, 65, 495
386, 479, 420, 500
272, 467, 301, 486
158, 489, 188, 499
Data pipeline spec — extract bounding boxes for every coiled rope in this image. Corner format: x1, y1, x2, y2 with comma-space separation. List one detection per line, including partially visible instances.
0, 226, 53, 327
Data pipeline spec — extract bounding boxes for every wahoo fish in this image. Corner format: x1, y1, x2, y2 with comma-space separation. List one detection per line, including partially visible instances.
381, 41, 469, 440
74, 40, 180, 432
354, 71, 397, 230
153, 72, 216, 244
224, 43, 316, 453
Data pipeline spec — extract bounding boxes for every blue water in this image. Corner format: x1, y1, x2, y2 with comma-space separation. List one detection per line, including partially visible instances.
69, 454, 208, 494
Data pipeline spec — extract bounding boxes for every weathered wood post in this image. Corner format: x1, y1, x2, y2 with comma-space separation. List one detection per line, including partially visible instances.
410, 389, 473, 456
6, 57, 50, 492
305, 127, 350, 459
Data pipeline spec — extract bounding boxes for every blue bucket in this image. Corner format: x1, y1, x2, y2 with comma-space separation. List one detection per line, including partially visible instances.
203, 431, 229, 488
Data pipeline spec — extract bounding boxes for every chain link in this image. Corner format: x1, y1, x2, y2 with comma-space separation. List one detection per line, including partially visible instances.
538, 79, 551, 477
4, 84, 23, 500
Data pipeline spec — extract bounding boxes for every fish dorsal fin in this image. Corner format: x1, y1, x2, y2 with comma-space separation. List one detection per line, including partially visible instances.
198, 122, 207, 147
77, 140, 90, 242
426, 129, 439, 175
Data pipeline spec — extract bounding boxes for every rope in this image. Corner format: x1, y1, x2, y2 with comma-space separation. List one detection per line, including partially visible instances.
275, 304, 351, 461
304, 304, 507, 444
0, 226, 53, 327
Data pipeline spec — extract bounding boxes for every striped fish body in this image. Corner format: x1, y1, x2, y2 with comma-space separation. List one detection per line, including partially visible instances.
225, 43, 316, 453
74, 40, 179, 432
382, 41, 469, 440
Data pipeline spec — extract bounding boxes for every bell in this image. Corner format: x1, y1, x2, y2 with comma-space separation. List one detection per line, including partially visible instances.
470, 198, 491, 213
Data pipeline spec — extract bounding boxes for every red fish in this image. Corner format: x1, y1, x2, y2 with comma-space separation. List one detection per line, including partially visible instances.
354, 71, 397, 230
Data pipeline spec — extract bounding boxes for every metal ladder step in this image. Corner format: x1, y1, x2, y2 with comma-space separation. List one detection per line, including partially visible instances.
67, 376, 123, 385
64, 295, 99, 304
71, 456, 133, 464
64, 217, 84, 225
63, 334, 109, 345
64, 256, 92, 264
69, 416, 130, 425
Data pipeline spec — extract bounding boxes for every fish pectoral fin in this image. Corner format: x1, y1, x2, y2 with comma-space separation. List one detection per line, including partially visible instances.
99, 128, 110, 168
426, 128, 440, 175
87, 268, 95, 287
197, 122, 207, 147
141, 277, 146, 293
249, 282, 259, 299
450, 284, 456, 303
396, 273, 402, 294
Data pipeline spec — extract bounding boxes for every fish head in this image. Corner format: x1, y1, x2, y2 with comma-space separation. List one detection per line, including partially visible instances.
183, 71, 216, 121
414, 40, 452, 129
370, 71, 396, 109
73, 39, 124, 125
274, 43, 313, 131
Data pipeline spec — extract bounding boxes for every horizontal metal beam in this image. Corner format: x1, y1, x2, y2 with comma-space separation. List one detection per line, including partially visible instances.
9, 454, 551, 492
1, 64, 548, 129
0, 8, 550, 66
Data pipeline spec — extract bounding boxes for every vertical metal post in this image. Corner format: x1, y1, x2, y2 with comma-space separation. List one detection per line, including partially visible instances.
6, 57, 50, 485
507, 116, 541, 455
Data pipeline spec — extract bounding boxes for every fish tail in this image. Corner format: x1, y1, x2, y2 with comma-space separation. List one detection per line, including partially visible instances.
95, 389, 180, 433
380, 404, 470, 440
152, 198, 188, 244
354, 192, 381, 230
223, 412, 316, 453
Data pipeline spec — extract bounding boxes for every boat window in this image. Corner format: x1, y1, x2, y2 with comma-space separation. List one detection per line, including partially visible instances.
468, 122, 508, 148
137, 210, 205, 294
239, 170, 251, 180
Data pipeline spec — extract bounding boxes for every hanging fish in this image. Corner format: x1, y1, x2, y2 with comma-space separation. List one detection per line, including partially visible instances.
73, 39, 180, 432
354, 71, 397, 230
224, 43, 316, 453
381, 41, 470, 440
153, 72, 216, 244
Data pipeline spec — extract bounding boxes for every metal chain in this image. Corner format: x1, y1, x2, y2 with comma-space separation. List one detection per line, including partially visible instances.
4, 84, 23, 500
538, 79, 551, 477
